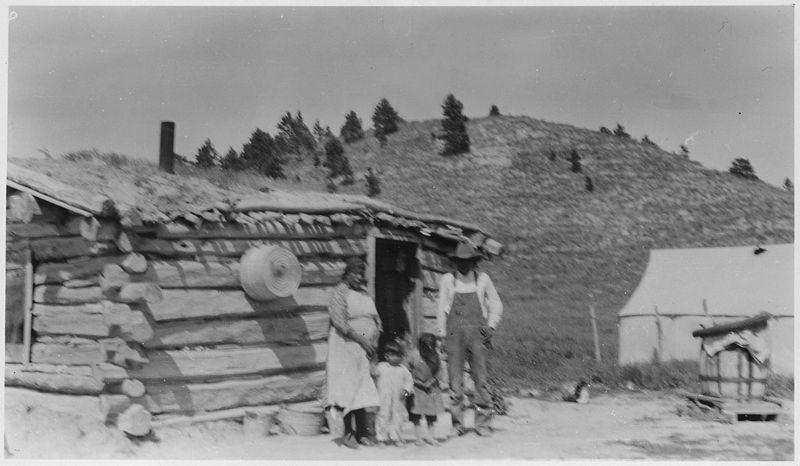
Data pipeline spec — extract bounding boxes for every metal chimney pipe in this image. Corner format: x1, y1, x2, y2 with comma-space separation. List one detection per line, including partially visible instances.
159, 121, 175, 173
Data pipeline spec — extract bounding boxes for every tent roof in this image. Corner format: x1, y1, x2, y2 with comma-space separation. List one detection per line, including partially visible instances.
618, 244, 794, 318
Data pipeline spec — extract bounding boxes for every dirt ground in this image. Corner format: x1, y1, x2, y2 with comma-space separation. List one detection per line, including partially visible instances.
4, 390, 794, 461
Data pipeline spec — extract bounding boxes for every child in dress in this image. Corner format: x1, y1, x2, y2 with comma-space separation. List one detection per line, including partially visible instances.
406, 333, 445, 446
373, 340, 413, 446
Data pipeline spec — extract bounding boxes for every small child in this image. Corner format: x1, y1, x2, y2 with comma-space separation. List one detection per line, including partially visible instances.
373, 340, 413, 446
406, 333, 445, 446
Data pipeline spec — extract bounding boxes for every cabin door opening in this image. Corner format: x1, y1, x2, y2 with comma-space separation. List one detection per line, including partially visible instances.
373, 238, 421, 359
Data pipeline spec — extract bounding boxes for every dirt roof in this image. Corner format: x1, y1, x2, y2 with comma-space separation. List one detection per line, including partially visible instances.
7, 158, 499, 254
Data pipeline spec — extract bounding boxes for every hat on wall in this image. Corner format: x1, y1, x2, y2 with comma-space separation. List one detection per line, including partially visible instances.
449, 241, 484, 260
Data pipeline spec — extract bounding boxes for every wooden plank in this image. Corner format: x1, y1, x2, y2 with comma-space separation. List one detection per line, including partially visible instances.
5, 363, 104, 394
35, 256, 128, 285
31, 339, 105, 365
140, 370, 325, 414
30, 237, 119, 261
145, 310, 330, 349
129, 342, 328, 381
31, 336, 147, 367
7, 221, 82, 239
7, 166, 114, 216
32, 302, 154, 342
140, 221, 366, 240
146, 287, 332, 322
103, 259, 345, 289
129, 236, 367, 259
33, 285, 105, 304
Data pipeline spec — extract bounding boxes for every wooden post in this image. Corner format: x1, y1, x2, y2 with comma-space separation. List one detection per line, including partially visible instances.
23, 249, 33, 365
159, 121, 175, 174
366, 229, 377, 300
588, 293, 601, 362
654, 305, 663, 362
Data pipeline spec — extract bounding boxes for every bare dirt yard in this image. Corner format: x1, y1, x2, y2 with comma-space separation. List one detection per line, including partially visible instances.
5, 389, 793, 461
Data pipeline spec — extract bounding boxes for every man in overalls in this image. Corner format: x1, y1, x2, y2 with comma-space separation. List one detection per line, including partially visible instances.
436, 241, 503, 436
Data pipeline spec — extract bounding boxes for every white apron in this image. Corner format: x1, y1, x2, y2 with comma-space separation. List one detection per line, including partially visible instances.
325, 290, 380, 414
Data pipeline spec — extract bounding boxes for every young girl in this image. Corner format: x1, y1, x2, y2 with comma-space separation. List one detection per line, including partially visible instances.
372, 340, 413, 446
406, 333, 445, 446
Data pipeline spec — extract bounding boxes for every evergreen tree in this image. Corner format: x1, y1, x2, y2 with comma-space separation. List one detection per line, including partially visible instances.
220, 147, 241, 170
439, 94, 470, 156
195, 139, 219, 168
613, 123, 630, 139
680, 145, 690, 157
323, 137, 353, 180
585, 175, 594, 192
783, 178, 794, 192
365, 167, 381, 197
275, 111, 316, 156
489, 105, 501, 117
570, 149, 582, 173
641, 135, 658, 148
326, 177, 338, 193
340, 111, 365, 144
372, 98, 400, 141
241, 128, 285, 178
375, 127, 387, 147
729, 158, 759, 180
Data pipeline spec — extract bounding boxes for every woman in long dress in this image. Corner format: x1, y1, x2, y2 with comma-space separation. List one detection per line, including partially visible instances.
325, 258, 382, 448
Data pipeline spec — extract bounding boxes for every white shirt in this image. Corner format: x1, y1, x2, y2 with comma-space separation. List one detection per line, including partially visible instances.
436, 271, 503, 337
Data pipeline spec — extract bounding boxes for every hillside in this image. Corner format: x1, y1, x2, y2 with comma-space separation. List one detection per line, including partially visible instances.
289, 115, 794, 387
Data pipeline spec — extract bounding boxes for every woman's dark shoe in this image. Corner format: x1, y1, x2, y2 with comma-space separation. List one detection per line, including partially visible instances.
342, 433, 360, 449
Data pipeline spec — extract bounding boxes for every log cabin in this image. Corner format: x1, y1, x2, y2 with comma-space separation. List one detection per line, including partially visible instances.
5, 158, 502, 433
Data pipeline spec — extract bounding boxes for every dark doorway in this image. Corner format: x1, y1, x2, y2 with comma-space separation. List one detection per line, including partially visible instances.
373, 239, 420, 359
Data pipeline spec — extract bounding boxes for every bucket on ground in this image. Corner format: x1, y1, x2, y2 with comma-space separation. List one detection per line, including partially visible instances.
277, 403, 324, 436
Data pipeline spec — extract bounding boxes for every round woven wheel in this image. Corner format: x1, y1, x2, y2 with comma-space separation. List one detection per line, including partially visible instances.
240, 245, 302, 300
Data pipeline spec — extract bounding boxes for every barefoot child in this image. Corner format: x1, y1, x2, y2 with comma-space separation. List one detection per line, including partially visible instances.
373, 340, 413, 446
407, 333, 445, 446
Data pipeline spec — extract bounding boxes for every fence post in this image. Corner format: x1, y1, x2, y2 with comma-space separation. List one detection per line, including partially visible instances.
589, 293, 601, 362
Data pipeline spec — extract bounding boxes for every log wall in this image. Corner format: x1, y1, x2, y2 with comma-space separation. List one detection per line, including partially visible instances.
7, 190, 472, 420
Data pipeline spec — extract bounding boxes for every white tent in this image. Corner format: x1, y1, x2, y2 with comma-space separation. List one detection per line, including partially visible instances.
618, 244, 794, 375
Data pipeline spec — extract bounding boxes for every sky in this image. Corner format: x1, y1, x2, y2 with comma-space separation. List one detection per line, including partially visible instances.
3, 3, 795, 185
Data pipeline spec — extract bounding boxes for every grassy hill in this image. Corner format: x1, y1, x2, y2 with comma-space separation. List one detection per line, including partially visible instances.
285, 115, 793, 389
24, 114, 793, 391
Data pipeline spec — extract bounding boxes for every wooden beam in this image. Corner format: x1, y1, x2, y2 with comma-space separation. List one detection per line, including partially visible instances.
7, 166, 115, 217
33, 285, 105, 305
5, 363, 105, 394
129, 342, 328, 381
141, 370, 324, 415
30, 237, 119, 261
144, 310, 330, 349
129, 236, 367, 259
146, 287, 332, 322
138, 221, 366, 240
32, 302, 154, 343
23, 249, 33, 364
35, 256, 128, 285
100, 259, 345, 289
